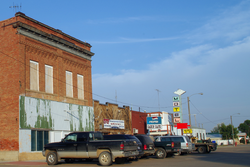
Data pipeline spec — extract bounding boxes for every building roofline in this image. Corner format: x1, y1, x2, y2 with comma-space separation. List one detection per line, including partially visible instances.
15, 12, 92, 48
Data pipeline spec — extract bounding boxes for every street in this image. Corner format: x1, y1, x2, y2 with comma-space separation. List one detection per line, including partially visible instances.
0, 145, 249, 167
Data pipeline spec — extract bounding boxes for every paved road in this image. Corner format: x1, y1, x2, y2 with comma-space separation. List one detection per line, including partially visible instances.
0, 145, 249, 167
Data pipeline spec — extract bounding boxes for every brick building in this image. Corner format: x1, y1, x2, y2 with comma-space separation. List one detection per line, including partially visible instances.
94, 100, 132, 135
0, 12, 94, 161
131, 110, 148, 135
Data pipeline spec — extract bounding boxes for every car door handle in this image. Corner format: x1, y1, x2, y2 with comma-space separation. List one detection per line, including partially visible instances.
74, 144, 77, 146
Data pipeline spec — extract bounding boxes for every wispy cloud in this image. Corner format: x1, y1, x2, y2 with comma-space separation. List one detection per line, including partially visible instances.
86, 16, 157, 24
90, 36, 179, 44
187, 0, 250, 44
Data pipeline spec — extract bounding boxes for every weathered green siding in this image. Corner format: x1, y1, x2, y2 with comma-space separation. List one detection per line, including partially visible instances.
19, 96, 94, 131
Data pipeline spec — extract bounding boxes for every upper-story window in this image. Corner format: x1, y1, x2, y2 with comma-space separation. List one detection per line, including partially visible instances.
30, 60, 39, 91
45, 65, 53, 94
66, 71, 73, 97
77, 74, 84, 99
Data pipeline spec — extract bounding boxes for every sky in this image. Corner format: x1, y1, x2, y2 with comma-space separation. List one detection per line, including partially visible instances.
1, 0, 250, 132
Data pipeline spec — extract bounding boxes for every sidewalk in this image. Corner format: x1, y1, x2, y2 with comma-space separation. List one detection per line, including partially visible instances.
0, 160, 47, 166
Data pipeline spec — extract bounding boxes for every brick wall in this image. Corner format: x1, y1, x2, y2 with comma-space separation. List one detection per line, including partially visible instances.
94, 100, 132, 135
131, 110, 148, 134
0, 13, 94, 151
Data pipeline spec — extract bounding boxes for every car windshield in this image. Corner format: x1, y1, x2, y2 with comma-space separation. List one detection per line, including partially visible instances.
136, 135, 153, 143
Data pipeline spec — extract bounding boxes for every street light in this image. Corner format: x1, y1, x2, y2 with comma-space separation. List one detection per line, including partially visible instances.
231, 113, 240, 146
187, 93, 203, 126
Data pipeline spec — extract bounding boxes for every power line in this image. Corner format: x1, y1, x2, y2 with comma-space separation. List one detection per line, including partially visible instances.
0, 49, 169, 109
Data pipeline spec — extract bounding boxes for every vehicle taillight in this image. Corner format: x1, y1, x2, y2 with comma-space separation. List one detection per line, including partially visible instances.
120, 143, 124, 150
171, 142, 174, 148
186, 143, 189, 147
144, 144, 147, 150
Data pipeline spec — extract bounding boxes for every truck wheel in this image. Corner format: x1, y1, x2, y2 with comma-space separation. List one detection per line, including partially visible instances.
198, 146, 206, 154
46, 152, 58, 165
115, 157, 126, 164
156, 148, 166, 159
206, 148, 211, 153
99, 151, 112, 166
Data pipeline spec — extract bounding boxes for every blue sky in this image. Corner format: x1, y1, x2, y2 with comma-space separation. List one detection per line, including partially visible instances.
1, 0, 250, 132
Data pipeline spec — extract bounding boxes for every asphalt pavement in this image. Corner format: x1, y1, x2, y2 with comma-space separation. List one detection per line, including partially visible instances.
0, 144, 248, 167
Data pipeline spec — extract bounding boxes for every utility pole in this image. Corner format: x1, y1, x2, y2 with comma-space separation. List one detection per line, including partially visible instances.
187, 96, 191, 126
231, 115, 234, 146
155, 89, 161, 112
194, 114, 197, 127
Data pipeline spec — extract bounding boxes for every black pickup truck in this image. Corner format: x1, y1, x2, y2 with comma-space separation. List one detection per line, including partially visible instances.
42, 131, 139, 166
154, 136, 181, 158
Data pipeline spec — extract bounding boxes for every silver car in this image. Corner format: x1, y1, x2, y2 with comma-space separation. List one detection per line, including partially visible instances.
155, 136, 193, 154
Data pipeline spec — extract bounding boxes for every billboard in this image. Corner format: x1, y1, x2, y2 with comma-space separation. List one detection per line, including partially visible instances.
103, 119, 125, 129
147, 117, 162, 129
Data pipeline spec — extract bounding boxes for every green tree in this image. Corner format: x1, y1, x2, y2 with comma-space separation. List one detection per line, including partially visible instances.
211, 123, 239, 140
238, 120, 250, 136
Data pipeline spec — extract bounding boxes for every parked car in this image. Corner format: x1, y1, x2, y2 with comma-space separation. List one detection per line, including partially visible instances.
103, 134, 143, 161
42, 132, 139, 166
155, 135, 193, 155
154, 136, 181, 158
135, 134, 155, 157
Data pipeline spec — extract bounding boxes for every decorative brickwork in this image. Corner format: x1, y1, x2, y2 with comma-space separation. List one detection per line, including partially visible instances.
0, 12, 94, 155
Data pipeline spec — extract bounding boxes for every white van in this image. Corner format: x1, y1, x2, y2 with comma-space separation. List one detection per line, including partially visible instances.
155, 136, 193, 154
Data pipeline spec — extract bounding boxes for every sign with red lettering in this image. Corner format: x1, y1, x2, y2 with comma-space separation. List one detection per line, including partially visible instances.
174, 123, 190, 129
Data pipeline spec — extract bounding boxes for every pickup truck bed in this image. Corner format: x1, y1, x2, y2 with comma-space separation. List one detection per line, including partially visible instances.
43, 131, 139, 166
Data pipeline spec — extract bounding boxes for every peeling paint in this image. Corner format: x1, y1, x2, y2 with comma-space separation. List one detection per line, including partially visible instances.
19, 96, 94, 131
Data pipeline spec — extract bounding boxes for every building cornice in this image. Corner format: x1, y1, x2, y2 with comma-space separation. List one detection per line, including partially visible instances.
15, 12, 92, 48
13, 21, 94, 61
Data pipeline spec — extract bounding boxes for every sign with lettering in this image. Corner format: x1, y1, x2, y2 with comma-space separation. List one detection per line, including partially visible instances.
147, 117, 162, 124
173, 113, 180, 117
173, 107, 180, 112
174, 117, 180, 123
173, 102, 180, 106
103, 119, 125, 129
183, 129, 193, 134
174, 123, 190, 129
147, 117, 162, 129
147, 124, 162, 129
173, 96, 179, 101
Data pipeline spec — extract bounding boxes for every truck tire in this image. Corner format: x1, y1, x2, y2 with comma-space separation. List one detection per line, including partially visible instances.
155, 148, 166, 159
46, 152, 58, 165
99, 151, 112, 166
206, 148, 211, 153
198, 146, 206, 154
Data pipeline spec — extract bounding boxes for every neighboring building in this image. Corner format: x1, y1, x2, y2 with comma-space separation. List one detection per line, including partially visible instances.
147, 112, 174, 136
131, 110, 148, 135
93, 100, 132, 135
206, 133, 222, 141
182, 126, 206, 140
0, 12, 94, 161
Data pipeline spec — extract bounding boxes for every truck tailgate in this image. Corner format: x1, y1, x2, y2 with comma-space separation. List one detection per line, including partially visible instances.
123, 139, 139, 151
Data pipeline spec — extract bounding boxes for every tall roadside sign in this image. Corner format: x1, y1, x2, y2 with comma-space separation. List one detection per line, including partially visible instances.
174, 89, 186, 123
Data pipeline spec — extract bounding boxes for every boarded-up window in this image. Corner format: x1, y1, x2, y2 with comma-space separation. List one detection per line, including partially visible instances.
66, 71, 73, 97
45, 65, 53, 94
30, 60, 39, 91
77, 74, 84, 99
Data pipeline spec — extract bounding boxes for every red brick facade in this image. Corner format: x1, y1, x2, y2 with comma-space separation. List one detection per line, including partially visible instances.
131, 110, 148, 135
0, 13, 94, 151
